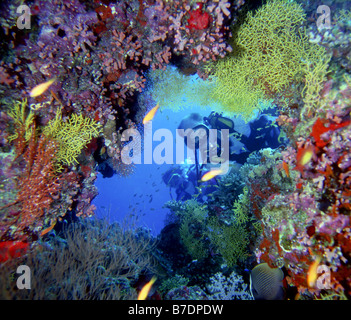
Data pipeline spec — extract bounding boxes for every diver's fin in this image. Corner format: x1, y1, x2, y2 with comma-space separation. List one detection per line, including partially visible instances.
217, 116, 234, 130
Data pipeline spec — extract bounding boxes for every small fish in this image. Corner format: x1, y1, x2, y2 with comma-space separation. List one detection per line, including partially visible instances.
40, 221, 57, 237
255, 134, 265, 139
201, 168, 224, 182
29, 78, 56, 97
297, 145, 314, 167
282, 161, 290, 178
138, 276, 157, 300
307, 255, 322, 288
143, 103, 159, 124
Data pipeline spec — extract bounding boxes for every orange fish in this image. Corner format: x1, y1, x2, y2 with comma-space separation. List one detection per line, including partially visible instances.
282, 161, 290, 178
143, 103, 159, 124
29, 78, 56, 97
137, 276, 157, 300
40, 221, 57, 237
201, 168, 224, 182
307, 255, 322, 288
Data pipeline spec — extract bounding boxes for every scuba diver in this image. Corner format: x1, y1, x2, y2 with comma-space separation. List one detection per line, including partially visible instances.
163, 111, 285, 202
203, 111, 283, 163
177, 111, 285, 176
162, 165, 197, 201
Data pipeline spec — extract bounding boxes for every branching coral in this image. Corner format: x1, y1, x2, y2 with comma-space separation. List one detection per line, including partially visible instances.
207, 216, 249, 267
43, 108, 102, 169
6, 99, 35, 145
146, 65, 217, 111
232, 186, 250, 225
301, 55, 332, 120
0, 117, 64, 241
167, 195, 252, 267
210, 0, 328, 120
207, 270, 253, 300
178, 200, 208, 260
0, 99, 101, 241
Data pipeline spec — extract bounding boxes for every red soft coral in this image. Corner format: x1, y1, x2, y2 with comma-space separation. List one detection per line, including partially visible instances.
311, 118, 351, 148
186, 3, 211, 31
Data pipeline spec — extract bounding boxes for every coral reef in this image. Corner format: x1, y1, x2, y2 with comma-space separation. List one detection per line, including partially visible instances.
0, 0, 350, 301
249, 4, 351, 298
207, 270, 253, 300
0, 218, 156, 299
258, 75, 351, 298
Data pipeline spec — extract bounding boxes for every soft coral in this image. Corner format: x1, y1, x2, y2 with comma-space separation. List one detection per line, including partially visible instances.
311, 118, 351, 148
186, 3, 211, 31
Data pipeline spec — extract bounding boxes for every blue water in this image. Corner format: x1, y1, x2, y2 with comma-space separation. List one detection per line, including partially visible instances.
93, 91, 214, 236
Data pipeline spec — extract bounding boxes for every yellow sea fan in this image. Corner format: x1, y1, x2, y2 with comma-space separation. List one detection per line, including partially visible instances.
7, 98, 35, 142
210, 0, 328, 120
43, 108, 102, 168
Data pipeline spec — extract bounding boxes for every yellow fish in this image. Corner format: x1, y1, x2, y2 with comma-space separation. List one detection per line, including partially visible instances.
307, 255, 322, 288
29, 78, 56, 97
201, 168, 224, 182
137, 276, 157, 300
143, 103, 159, 124
297, 145, 315, 167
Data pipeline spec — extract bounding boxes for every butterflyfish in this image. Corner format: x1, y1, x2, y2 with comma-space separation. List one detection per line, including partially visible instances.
250, 263, 285, 300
